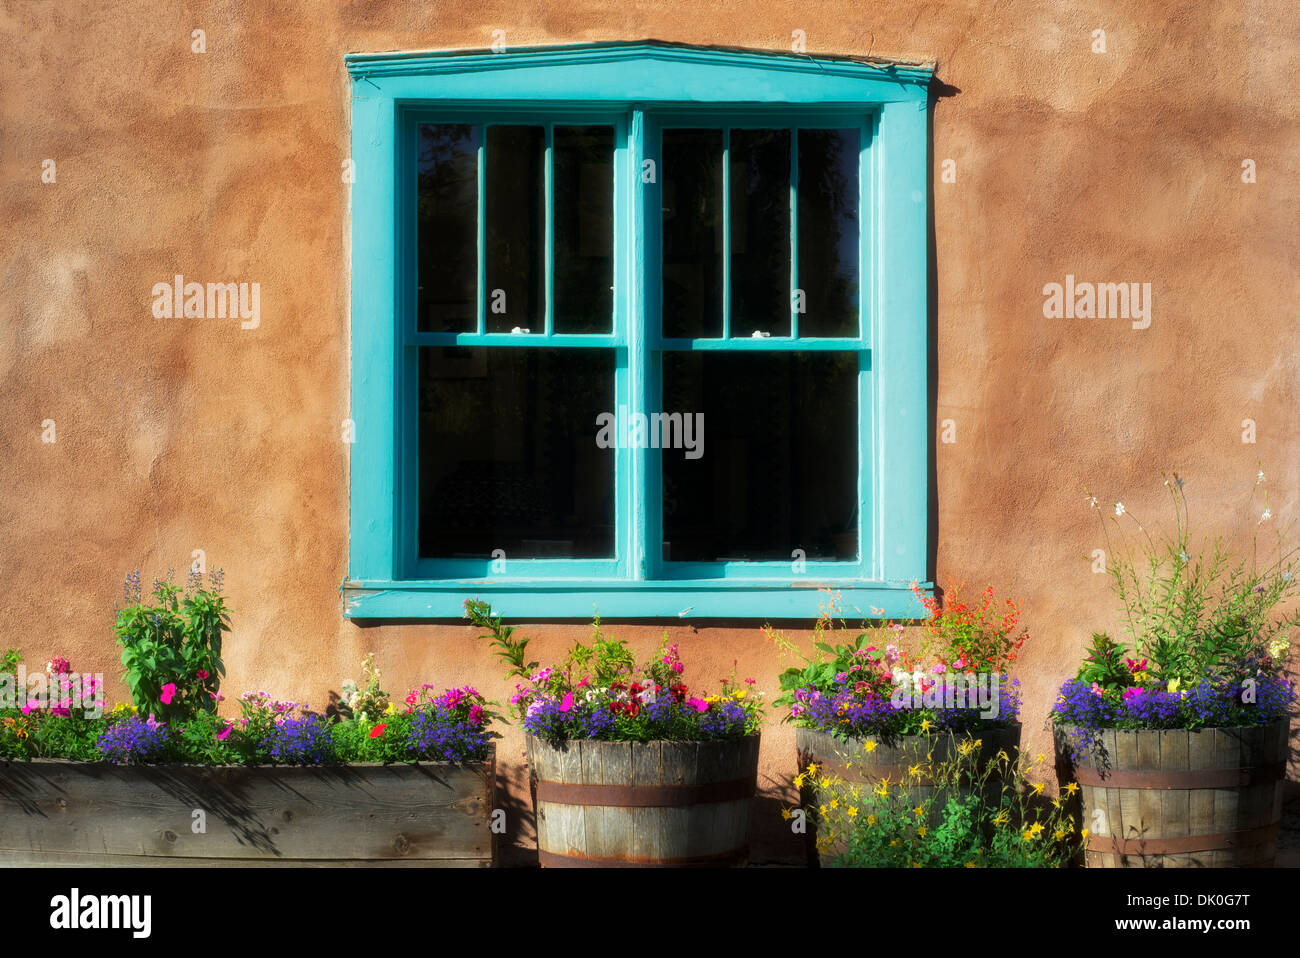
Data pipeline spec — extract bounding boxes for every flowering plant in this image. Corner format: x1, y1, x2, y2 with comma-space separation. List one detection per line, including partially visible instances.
1055, 471, 1298, 735
769, 589, 1023, 739
792, 745, 1079, 868
1, 646, 496, 766
114, 568, 227, 722
466, 599, 763, 745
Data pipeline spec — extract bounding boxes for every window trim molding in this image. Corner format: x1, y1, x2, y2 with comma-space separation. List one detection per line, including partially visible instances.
344, 41, 934, 620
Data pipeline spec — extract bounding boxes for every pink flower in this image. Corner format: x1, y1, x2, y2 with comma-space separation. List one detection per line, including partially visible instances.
1091, 682, 1104, 696
405, 691, 419, 705
1122, 687, 1144, 702
160, 683, 177, 705
21, 699, 39, 716
688, 697, 709, 713
560, 692, 574, 713
196, 669, 209, 681
469, 704, 483, 724
217, 721, 234, 740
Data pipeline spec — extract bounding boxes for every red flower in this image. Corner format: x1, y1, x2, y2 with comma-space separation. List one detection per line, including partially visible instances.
370, 724, 387, 738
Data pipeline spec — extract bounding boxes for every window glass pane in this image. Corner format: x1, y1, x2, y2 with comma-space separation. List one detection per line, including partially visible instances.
661, 129, 723, 339
419, 347, 615, 559
730, 129, 790, 337
661, 351, 858, 562
417, 124, 478, 333
797, 129, 859, 337
554, 125, 614, 333
486, 125, 545, 333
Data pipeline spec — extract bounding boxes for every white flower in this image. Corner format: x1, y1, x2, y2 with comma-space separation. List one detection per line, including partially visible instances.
1178, 551, 1190, 562
1261, 508, 1272, 521
1114, 503, 1126, 516
1087, 496, 1098, 508
1258, 470, 1266, 483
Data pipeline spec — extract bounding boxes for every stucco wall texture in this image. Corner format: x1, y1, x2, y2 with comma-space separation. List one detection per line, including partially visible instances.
2, 1, 1297, 864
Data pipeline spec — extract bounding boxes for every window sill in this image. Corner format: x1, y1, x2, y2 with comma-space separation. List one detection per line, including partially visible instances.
341, 579, 932, 620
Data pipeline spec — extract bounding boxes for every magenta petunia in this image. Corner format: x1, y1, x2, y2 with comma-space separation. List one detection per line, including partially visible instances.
560, 692, 574, 713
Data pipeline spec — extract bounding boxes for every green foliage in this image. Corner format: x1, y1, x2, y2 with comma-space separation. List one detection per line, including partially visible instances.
0, 648, 20, 675
1084, 471, 1298, 689
115, 569, 228, 721
800, 743, 1080, 868
561, 613, 636, 689
466, 598, 536, 691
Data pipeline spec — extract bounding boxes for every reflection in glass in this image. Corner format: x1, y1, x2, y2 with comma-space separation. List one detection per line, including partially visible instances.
730, 129, 791, 337
661, 351, 858, 561
417, 124, 478, 332
554, 126, 614, 333
797, 129, 859, 337
661, 129, 723, 339
486, 126, 545, 333
419, 348, 615, 558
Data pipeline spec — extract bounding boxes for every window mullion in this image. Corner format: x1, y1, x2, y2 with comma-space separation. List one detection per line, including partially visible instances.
790, 127, 800, 340
544, 122, 555, 337
629, 108, 650, 581
721, 126, 730, 340
476, 125, 487, 336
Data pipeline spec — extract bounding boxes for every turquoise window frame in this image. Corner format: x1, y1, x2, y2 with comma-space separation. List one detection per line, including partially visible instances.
343, 41, 933, 620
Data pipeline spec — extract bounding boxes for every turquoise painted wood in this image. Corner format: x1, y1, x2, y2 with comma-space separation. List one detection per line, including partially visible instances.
346, 41, 933, 619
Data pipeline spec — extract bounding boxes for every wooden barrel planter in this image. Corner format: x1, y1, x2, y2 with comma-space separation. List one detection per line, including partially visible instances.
0, 751, 497, 867
795, 724, 1022, 867
1055, 721, 1290, 868
528, 734, 760, 867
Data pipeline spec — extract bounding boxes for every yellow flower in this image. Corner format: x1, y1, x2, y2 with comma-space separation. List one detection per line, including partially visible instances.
794, 773, 806, 789
972, 739, 982, 748
1035, 752, 1046, 763
830, 799, 839, 810
913, 805, 925, 818
806, 763, 819, 776
866, 814, 876, 826
964, 860, 977, 868
863, 740, 877, 753
1054, 829, 1066, 840
384, 702, 396, 715
1081, 828, 1091, 840
819, 805, 828, 816
1064, 782, 1079, 796
1031, 783, 1045, 796
1022, 829, 1036, 842
874, 781, 889, 798
1133, 671, 1147, 683
908, 763, 923, 780
994, 810, 1010, 826
1167, 678, 1181, 693
917, 826, 927, 838
919, 719, 932, 733
847, 806, 858, 818
781, 807, 793, 821
889, 840, 900, 848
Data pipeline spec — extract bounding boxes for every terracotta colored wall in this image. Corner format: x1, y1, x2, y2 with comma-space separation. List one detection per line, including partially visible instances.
3, 1, 1296, 864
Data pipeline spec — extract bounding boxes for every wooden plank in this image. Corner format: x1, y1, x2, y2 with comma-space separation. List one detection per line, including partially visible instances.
1212, 729, 1241, 832
657, 741, 696, 860
0, 759, 494, 864
1135, 730, 1161, 856
630, 739, 662, 863
1159, 729, 1189, 850
1114, 731, 1140, 843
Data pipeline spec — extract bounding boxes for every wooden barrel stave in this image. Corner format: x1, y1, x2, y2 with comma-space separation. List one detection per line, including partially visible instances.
531, 735, 759, 867
1060, 720, 1288, 868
